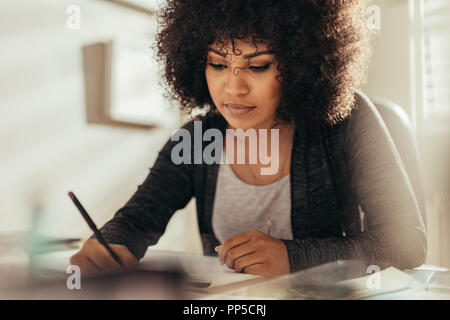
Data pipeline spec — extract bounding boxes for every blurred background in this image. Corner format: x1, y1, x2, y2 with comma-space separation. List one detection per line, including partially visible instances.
0, 0, 449, 268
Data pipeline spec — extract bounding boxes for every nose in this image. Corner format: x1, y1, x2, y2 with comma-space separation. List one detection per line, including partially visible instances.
224, 67, 250, 96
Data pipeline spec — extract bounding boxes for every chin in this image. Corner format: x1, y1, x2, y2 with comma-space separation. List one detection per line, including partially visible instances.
224, 117, 256, 130
217, 107, 271, 130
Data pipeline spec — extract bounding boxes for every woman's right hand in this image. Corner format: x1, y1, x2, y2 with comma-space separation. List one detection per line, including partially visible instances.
69, 239, 139, 277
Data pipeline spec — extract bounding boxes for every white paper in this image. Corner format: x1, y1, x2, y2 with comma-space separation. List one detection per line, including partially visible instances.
139, 250, 263, 289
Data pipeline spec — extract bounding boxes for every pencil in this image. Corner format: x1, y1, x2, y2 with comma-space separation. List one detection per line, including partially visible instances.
68, 191, 125, 268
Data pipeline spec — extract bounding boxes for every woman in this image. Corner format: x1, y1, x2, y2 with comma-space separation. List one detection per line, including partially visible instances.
71, 0, 427, 278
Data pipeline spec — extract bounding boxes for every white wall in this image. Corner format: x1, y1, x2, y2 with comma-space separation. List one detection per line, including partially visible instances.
0, 0, 203, 254
362, 0, 413, 115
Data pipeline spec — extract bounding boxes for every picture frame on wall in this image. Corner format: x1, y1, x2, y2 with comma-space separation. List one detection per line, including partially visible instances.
82, 34, 179, 129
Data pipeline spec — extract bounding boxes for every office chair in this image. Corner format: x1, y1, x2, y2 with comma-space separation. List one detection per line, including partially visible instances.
370, 97, 427, 230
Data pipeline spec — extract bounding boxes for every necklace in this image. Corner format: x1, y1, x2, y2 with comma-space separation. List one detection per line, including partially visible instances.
243, 131, 292, 236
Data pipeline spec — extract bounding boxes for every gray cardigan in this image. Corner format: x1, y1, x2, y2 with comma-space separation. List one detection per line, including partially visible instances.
94, 90, 427, 273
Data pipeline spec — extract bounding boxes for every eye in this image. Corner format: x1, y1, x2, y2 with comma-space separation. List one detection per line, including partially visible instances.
249, 63, 272, 73
208, 63, 227, 70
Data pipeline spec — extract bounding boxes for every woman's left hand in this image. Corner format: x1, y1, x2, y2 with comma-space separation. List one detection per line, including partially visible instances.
215, 230, 290, 277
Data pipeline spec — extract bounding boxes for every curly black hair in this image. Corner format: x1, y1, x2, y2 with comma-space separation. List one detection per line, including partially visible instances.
155, 0, 372, 127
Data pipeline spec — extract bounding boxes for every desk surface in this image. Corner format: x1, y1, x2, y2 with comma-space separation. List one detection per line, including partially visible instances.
2, 249, 449, 300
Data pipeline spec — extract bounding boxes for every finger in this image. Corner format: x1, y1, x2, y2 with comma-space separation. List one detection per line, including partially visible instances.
93, 254, 124, 273
233, 252, 264, 273
242, 263, 265, 276
70, 253, 98, 270
88, 247, 125, 273
83, 243, 124, 272
220, 230, 259, 265
221, 239, 250, 266
225, 244, 256, 270
70, 254, 102, 277
91, 242, 138, 271
112, 246, 139, 269
122, 257, 139, 270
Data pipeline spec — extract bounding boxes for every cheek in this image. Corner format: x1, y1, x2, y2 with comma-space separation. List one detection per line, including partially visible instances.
256, 78, 282, 109
205, 70, 221, 100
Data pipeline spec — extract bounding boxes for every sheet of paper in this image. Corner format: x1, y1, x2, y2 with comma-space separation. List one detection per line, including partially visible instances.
139, 250, 264, 289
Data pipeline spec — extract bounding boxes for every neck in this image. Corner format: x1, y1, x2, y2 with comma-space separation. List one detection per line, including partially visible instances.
224, 120, 295, 180
226, 119, 295, 141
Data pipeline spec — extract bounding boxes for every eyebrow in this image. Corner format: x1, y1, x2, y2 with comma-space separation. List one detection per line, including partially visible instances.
207, 47, 273, 59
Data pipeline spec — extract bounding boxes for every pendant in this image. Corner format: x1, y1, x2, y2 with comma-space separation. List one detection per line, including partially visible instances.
266, 218, 272, 236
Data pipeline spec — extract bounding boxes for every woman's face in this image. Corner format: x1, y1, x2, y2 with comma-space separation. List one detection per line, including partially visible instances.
205, 38, 283, 130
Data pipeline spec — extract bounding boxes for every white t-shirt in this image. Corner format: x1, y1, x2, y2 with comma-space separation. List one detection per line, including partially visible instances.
212, 160, 293, 244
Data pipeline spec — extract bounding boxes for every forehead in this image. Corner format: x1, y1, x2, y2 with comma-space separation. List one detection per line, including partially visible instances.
207, 38, 270, 55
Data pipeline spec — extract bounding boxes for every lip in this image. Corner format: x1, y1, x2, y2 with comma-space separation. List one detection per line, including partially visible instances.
224, 103, 256, 116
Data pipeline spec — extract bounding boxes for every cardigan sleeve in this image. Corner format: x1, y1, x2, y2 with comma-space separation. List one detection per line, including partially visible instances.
90, 120, 196, 260
281, 92, 428, 273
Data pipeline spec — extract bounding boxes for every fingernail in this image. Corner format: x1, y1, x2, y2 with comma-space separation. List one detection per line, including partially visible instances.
215, 245, 222, 252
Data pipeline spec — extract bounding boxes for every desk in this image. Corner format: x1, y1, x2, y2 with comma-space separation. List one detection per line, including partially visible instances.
2, 249, 449, 300
194, 259, 450, 300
